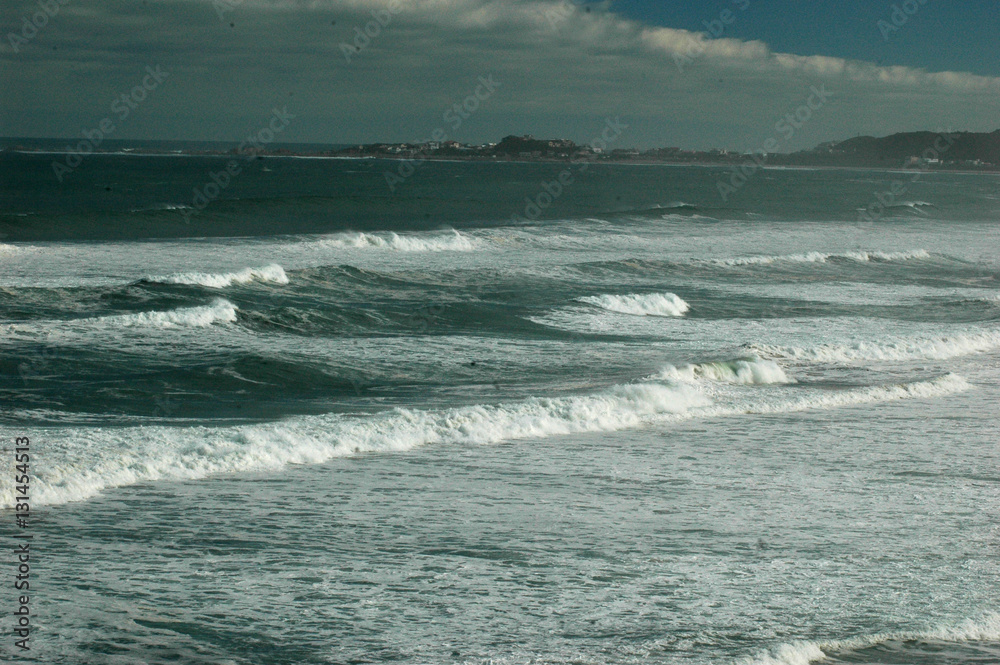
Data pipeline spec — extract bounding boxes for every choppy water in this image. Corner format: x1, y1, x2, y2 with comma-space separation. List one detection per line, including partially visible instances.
1, 154, 999, 664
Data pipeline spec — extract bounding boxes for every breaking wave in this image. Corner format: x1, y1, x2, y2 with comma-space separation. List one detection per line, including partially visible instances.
315, 230, 476, 252
658, 358, 792, 385
578, 292, 689, 317
145, 264, 289, 288
714, 249, 930, 266
92, 299, 239, 328
14, 382, 708, 507
742, 611, 1000, 665
750, 329, 1000, 363
6, 372, 971, 508
724, 373, 971, 417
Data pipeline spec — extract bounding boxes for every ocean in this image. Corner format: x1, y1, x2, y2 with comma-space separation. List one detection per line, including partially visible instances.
1, 151, 998, 664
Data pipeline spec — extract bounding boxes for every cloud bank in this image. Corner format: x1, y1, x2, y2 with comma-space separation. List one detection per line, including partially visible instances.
2, 0, 997, 149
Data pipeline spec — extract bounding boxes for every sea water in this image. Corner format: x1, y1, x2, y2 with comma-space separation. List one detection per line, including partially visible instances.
1, 153, 998, 664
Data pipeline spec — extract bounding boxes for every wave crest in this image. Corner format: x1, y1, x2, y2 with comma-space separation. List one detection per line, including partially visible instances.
316, 230, 476, 252
146, 264, 288, 288
750, 329, 1000, 363
659, 358, 792, 385
94, 298, 238, 328
18, 382, 709, 507
742, 612, 1000, 665
8, 370, 975, 508
715, 249, 930, 266
578, 292, 689, 317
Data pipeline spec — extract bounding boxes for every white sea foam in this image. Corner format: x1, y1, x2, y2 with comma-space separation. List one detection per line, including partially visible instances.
316, 230, 476, 252
130, 203, 193, 213
741, 611, 1000, 665
751, 329, 1000, 363
722, 373, 971, 417
715, 249, 930, 266
0, 243, 26, 255
578, 292, 689, 317
147, 264, 289, 288
93, 298, 238, 328
658, 358, 792, 385
4, 372, 972, 508
14, 382, 709, 507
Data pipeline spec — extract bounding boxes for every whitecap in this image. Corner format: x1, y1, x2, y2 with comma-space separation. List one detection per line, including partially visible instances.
93, 298, 238, 328
146, 264, 289, 288
315, 230, 476, 252
578, 292, 689, 317
6, 371, 972, 508
750, 330, 1000, 363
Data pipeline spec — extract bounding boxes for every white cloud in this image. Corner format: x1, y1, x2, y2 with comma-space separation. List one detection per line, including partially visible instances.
2, 0, 997, 148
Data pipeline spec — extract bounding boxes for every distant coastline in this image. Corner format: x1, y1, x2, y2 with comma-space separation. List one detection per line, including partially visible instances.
3, 129, 998, 173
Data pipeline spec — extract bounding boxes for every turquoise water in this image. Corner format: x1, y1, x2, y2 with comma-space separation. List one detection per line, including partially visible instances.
1, 155, 999, 664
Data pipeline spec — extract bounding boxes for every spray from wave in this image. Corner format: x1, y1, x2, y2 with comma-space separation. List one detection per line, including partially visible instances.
578, 292, 689, 317
145, 264, 289, 288
658, 358, 792, 385
315, 230, 476, 252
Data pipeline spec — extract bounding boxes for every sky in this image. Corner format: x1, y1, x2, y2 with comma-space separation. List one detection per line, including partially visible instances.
2, 0, 998, 151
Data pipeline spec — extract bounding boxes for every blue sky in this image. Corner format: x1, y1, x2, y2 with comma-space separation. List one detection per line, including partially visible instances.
2, 0, 998, 150
614, 0, 1000, 77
